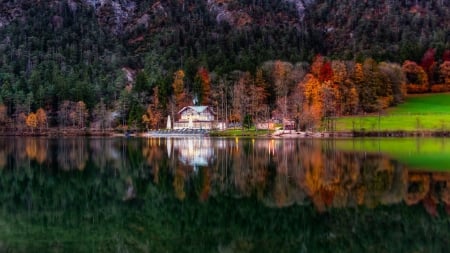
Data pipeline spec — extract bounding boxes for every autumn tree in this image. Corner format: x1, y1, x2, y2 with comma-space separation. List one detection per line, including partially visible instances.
420, 48, 437, 85
142, 87, 163, 129
349, 60, 380, 113
440, 61, 450, 89
36, 108, 47, 132
378, 62, 407, 105
303, 74, 323, 126
347, 83, 360, 115
0, 104, 9, 129
331, 61, 359, 115
443, 50, 450, 62
331, 60, 348, 115
361, 58, 382, 112
319, 61, 333, 83
172, 70, 187, 109
331, 61, 348, 85
402, 60, 429, 93
26, 112, 37, 132
194, 67, 211, 105
310, 55, 324, 78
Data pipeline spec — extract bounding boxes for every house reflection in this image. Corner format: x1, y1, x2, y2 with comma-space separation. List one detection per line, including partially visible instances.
170, 137, 215, 172
1, 137, 449, 216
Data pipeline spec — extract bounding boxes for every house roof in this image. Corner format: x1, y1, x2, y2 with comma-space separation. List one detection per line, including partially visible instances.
178, 106, 215, 114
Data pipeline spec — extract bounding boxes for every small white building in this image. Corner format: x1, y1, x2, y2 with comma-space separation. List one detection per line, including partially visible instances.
173, 106, 216, 130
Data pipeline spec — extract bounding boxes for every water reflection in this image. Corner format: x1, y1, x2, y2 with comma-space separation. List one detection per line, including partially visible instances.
0, 137, 448, 216
1, 137, 450, 252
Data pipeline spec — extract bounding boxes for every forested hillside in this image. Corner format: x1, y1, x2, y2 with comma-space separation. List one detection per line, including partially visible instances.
0, 0, 448, 132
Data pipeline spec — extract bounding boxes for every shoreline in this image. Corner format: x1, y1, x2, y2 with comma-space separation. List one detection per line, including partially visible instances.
1, 128, 450, 138
270, 130, 450, 138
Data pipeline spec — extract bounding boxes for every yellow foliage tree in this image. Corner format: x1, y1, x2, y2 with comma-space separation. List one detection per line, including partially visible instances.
26, 112, 37, 132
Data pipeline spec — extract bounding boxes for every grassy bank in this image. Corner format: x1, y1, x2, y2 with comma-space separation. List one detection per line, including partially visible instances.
335, 93, 450, 132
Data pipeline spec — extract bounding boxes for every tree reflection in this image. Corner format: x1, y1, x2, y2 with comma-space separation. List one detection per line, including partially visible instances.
0, 137, 449, 216
0, 137, 449, 252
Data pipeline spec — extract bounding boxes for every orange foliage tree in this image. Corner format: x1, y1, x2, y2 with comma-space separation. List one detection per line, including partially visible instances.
26, 112, 37, 132
402, 60, 429, 93
195, 67, 211, 105
142, 87, 163, 129
172, 69, 187, 110
303, 74, 323, 124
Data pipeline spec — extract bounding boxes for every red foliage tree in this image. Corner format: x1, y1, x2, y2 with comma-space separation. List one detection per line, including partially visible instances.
196, 67, 211, 105
420, 48, 437, 84
443, 50, 450, 62
319, 61, 333, 82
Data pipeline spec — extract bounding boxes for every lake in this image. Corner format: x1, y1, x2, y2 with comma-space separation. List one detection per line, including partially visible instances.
0, 136, 449, 252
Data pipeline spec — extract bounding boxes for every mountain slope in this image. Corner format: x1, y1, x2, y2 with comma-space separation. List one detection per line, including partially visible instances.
0, 0, 448, 129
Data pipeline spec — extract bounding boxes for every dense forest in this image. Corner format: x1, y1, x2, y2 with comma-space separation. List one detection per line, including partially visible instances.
0, 0, 449, 132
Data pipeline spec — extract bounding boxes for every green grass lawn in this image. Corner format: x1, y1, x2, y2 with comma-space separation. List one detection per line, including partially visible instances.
209, 128, 272, 137
335, 93, 450, 132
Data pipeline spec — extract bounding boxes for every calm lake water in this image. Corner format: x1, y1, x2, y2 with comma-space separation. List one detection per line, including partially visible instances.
0, 137, 449, 252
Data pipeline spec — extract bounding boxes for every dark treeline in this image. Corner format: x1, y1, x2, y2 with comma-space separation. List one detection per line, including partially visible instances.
0, 0, 449, 131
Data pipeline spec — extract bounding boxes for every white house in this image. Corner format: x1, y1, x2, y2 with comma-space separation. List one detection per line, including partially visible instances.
173, 106, 216, 129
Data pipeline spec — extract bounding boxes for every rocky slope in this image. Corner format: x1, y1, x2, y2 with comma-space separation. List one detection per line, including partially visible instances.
1, 0, 313, 34
0, 0, 449, 69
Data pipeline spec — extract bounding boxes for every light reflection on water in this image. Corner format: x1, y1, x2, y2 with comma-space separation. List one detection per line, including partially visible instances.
0, 137, 449, 213
0, 137, 449, 252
